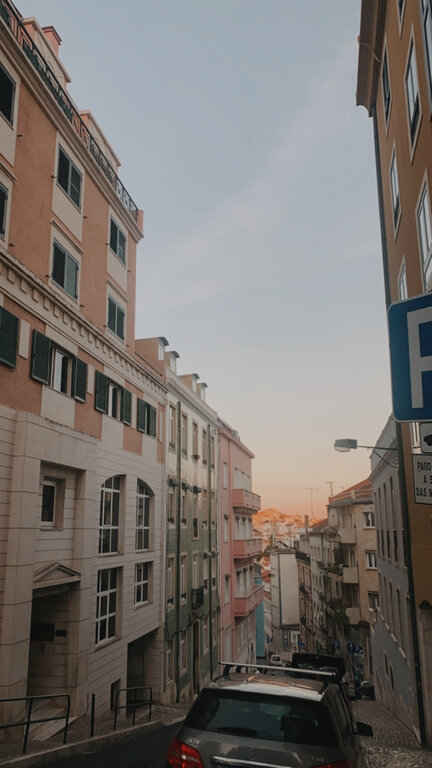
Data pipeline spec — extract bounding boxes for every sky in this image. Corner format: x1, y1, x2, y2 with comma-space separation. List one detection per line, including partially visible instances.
16, 0, 393, 518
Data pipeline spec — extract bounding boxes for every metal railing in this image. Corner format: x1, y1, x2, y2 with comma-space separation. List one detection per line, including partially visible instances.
0, 0, 139, 222
113, 686, 152, 730
0, 693, 70, 754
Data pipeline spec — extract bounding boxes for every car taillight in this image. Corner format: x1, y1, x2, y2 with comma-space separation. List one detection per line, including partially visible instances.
166, 736, 204, 768
309, 762, 352, 768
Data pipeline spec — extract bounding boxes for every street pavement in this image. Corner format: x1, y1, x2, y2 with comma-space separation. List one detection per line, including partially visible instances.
1, 696, 432, 767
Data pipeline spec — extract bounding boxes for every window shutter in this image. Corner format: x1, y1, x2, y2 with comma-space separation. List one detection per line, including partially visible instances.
52, 243, 65, 287
0, 306, 18, 368
109, 219, 118, 252
148, 405, 157, 438
65, 253, 78, 299
70, 165, 81, 208
57, 147, 69, 194
0, 184, 7, 236
31, 330, 50, 384
72, 357, 87, 402
94, 370, 108, 413
137, 398, 146, 432
118, 230, 126, 263
117, 307, 125, 340
107, 298, 116, 333
121, 388, 132, 425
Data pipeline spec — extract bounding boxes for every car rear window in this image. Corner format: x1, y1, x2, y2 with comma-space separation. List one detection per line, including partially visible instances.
183, 689, 338, 746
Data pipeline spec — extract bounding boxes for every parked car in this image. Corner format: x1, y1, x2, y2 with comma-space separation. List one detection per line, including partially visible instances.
360, 679, 375, 700
166, 662, 373, 768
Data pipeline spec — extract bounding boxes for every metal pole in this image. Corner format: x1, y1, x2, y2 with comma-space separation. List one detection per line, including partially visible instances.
175, 400, 182, 702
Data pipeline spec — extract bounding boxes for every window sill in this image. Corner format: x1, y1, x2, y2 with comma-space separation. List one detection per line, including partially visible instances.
95, 635, 119, 651
134, 600, 151, 609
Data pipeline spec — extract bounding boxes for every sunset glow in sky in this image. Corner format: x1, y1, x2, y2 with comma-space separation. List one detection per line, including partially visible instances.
17, 1, 393, 517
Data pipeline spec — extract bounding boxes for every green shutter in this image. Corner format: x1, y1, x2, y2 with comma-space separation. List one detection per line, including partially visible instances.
94, 370, 108, 413
107, 298, 116, 333
30, 330, 50, 384
121, 388, 132, 425
109, 219, 117, 252
148, 405, 157, 438
137, 398, 146, 432
0, 306, 18, 368
72, 357, 87, 402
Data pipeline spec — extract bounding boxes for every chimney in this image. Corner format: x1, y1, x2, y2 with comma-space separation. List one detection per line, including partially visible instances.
42, 26, 62, 55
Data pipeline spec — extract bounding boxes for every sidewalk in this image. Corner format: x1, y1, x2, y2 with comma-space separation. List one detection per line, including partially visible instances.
0, 699, 191, 768
353, 699, 432, 767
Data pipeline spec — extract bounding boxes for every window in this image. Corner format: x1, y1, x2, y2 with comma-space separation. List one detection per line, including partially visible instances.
203, 556, 209, 590
224, 515, 229, 542
0, 306, 18, 369
179, 631, 187, 669
382, 47, 391, 123
405, 42, 420, 143
421, 0, 432, 102
0, 62, 15, 125
181, 487, 188, 525
364, 511, 375, 527
397, 0, 405, 19
109, 218, 126, 264
390, 151, 401, 227
107, 296, 125, 340
192, 422, 199, 458
202, 428, 208, 464
137, 399, 157, 436
99, 476, 120, 554
167, 556, 175, 606
368, 592, 379, 611
180, 555, 187, 600
210, 436, 215, 467
52, 241, 78, 299
417, 183, 432, 288
398, 263, 408, 299
31, 330, 87, 401
202, 490, 208, 526
365, 551, 377, 569
94, 371, 131, 423
167, 485, 175, 524
203, 617, 209, 650
134, 562, 151, 605
136, 480, 151, 550
192, 554, 198, 589
57, 146, 82, 208
41, 481, 56, 524
224, 574, 230, 604
181, 413, 188, 455
223, 461, 228, 488
0, 183, 7, 238
95, 568, 118, 644
169, 405, 176, 447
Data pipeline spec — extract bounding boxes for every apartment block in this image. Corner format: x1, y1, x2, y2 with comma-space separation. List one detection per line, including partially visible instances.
0, 1, 167, 724
357, 0, 432, 743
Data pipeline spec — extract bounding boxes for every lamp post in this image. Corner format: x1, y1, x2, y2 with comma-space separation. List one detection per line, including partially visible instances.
334, 439, 399, 468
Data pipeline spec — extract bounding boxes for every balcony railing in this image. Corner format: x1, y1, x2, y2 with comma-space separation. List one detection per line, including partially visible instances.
295, 550, 311, 564
232, 489, 261, 512
233, 538, 262, 559
1, 0, 139, 222
233, 584, 263, 617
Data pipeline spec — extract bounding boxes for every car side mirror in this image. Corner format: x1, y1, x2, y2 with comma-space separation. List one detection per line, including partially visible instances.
356, 721, 373, 737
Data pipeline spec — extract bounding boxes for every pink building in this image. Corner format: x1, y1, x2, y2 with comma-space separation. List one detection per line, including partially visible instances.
218, 421, 262, 663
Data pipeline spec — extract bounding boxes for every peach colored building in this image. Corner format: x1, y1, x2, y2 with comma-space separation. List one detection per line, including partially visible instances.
218, 421, 262, 663
0, 1, 167, 725
357, 0, 432, 744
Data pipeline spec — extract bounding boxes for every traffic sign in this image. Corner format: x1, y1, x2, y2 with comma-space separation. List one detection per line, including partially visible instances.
346, 642, 356, 654
388, 293, 432, 421
347, 641, 363, 656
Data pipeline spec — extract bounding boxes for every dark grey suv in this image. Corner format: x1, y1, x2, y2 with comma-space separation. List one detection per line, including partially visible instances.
166, 663, 372, 767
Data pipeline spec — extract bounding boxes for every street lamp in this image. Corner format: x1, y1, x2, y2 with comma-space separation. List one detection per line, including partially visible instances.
334, 438, 398, 467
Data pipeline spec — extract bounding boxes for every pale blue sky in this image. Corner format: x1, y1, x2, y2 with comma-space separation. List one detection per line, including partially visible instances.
18, 1, 392, 516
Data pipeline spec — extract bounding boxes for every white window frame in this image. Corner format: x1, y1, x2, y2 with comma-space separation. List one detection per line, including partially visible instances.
417, 182, 432, 289
364, 511, 375, 528
99, 476, 121, 554
95, 568, 118, 644
107, 295, 125, 341
57, 145, 82, 209
365, 551, 377, 569
41, 480, 56, 526
52, 240, 79, 300
109, 217, 126, 265
382, 46, 391, 125
398, 261, 408, 300
390, 149, 401, 230
136, 481, 151, 550
134, 562, 151, 605
405, 39, 421, 146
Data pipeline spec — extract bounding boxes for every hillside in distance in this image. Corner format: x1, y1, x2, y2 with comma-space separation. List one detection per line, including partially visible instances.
254, 507, 322, 528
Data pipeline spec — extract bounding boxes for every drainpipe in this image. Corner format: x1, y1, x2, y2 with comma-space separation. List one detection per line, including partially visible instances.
175, 401, 182, 702
372, 104, 426, 746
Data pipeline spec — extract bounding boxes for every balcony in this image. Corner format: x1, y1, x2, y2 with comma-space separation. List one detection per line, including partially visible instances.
342, 566, 359, 584
338, 527, 356, 545
191, 586, 204, 610
234, 584, 263, 617
346, 606, 361, 624
233, 537, 263, 559
232, 489, 261, 513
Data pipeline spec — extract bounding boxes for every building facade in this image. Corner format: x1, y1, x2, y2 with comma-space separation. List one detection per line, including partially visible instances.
0, 0, 168, 726
357, 0, 432, 743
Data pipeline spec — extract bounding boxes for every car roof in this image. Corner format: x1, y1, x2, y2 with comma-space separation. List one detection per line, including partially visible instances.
207, 672, 325, 701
